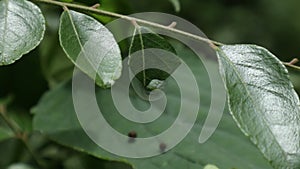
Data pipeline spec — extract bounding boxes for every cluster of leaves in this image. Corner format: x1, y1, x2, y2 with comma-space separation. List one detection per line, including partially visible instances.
0, 0, 299, 169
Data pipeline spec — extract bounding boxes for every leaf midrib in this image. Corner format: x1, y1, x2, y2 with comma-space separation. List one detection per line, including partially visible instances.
66, 10, 86, 61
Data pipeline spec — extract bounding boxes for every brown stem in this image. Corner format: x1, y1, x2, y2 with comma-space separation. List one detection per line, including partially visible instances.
0, 104, 44, 168
31, 0, 224, 46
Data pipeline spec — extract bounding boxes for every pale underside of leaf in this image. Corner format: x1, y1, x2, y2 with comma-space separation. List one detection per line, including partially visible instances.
0, 0, 45, 65
216, 44, 300, 168
59, 10, 122, 88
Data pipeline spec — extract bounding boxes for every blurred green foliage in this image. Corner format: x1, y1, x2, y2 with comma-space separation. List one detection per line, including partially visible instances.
0, 0, 299, 168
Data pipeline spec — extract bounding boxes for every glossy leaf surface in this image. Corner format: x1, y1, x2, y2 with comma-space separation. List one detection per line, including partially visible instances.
59, 10, 122, 88
0, 0, 45, 65
216, 44, 300, 168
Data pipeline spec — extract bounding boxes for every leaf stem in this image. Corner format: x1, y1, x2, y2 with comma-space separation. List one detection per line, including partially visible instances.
0, 104, 44, 168
283, 62, 300, 71
31, 0, 224, 46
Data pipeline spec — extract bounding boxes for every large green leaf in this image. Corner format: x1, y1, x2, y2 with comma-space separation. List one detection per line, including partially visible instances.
33, 44, 272, 169
216, 44, 300, 168
63, 154, 132, 169
129, 26, 181, 86
59, 10, 122, 88
0, 0, 45, 65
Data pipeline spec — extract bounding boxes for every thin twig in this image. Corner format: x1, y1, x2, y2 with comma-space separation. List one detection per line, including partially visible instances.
283, 62, 300, 71
0, 105, 20, 136
31, 0, 224, 46
289, 58, 299, 65
91, 3, 100, 9
168, 21, 177, 28
130, 19, 139, 27
0, 104, 44, 168
282, 58, 300, 71
31, 0, 300, 72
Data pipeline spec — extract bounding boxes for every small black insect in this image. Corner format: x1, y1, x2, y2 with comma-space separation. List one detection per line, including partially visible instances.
159, 142, 167, 153
128, 131, 137, 138
128, 131, 137, 143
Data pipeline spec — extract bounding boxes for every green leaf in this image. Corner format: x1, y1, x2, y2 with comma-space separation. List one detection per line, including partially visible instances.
129, 26, 181, 86
59, 10, 122, 88
168, 0, 181, 12
0, 0, 45, 65
216, 44, 300, 168
33, 44, 272, 169
64, 154, 132, 169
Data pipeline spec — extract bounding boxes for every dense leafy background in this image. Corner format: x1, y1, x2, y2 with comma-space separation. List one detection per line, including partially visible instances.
0, 0, 299, 168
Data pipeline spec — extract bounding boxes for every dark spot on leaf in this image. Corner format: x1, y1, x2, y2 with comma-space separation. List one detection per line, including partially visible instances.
128, 131, 137, 138
128, 131, 137, 143
159, 143, 167, 153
